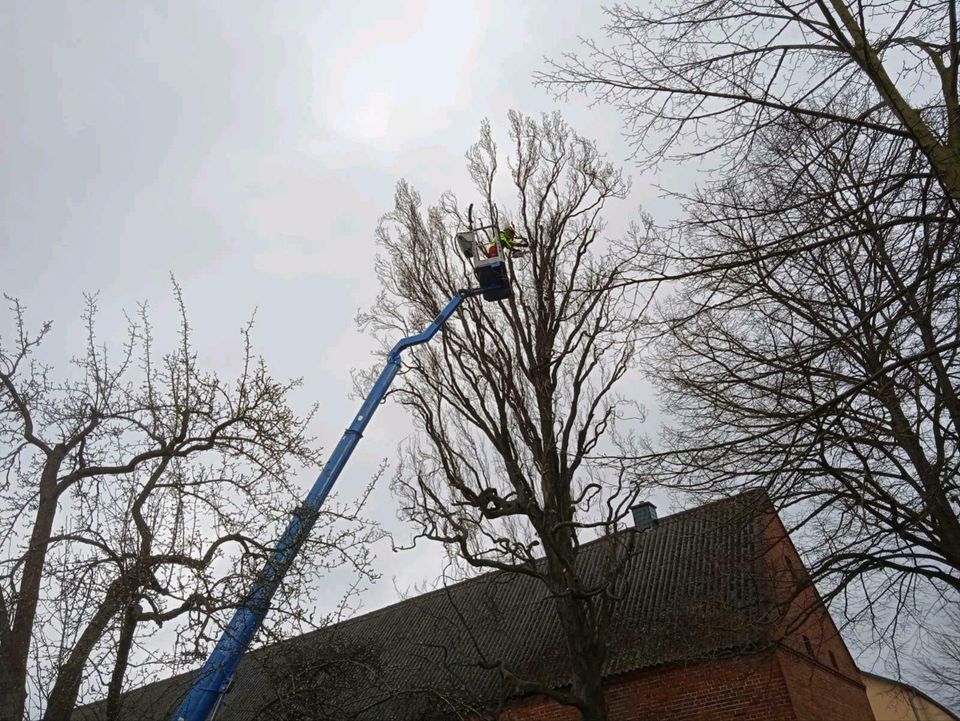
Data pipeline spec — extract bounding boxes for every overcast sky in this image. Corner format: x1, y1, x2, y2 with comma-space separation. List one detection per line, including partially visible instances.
2, 0, 678, 613
1, 0, 945, 704
18, 3, 949, 709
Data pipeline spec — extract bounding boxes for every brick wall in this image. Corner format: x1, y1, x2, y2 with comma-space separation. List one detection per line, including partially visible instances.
760, 507, 862, 680
500, 654, 797, 721
775, 647, 875, 721
498, 648, 876, 721
496, 502, 876, 721
759, 507, 874, 720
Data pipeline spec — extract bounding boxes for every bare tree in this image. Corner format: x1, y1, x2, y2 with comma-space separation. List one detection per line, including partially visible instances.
920, 604, 960, 709
538, 0, 960, 686
609, 107, 960, 673
0, 287, 380, 720
538, 0, 960, 203
362, 111, 650, 721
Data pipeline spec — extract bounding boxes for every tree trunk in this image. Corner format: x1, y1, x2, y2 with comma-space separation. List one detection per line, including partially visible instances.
42, 578, 126, 721
105, 604, 138, 721
573, 669, 609, 721
826, 0, 960, 201
543, 524, 610, 721
0, 452, 63, 721
0, 668, 26, 721
554, 592, 609, 721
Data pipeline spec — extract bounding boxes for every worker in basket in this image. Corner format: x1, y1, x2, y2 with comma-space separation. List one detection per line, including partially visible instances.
487, 224, 529, 258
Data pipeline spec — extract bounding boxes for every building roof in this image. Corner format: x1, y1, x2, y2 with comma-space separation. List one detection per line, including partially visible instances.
76, 489, 776, 721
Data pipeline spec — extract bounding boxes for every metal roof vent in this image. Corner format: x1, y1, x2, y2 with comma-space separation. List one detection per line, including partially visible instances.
631, 502, 658, 532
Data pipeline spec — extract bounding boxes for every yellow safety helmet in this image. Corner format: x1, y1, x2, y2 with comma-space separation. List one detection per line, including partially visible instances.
502, 223, 516, 238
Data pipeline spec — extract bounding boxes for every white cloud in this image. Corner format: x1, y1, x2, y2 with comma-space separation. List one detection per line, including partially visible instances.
309, 2, 491, 147
253, 241, 336, 280
348, 88, 396, 140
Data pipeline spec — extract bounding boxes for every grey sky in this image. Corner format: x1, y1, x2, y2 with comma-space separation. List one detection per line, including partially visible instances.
2, 0, 665, 619
7, 0, 924, 703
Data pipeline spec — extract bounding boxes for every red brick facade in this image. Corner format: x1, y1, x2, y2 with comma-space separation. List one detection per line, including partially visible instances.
762, 506, 874, 720
776, 647, 874, 720
499, 649, 872, 721
502, 655, 793, 721
497, 503, 875, 721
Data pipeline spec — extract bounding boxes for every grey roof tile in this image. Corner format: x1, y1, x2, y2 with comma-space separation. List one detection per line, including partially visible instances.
75, 489, 774, 721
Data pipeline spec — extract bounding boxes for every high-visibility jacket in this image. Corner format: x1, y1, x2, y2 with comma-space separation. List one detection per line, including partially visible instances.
487, 231, 518, 256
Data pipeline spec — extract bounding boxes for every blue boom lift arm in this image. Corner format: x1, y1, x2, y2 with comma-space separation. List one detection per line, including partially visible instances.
171, 287, 487, 721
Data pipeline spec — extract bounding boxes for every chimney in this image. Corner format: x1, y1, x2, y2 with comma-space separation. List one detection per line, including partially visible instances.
631, 502, 658, 531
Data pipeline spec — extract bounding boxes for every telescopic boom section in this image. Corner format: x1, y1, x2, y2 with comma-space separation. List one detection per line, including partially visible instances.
172, 290, 481, 721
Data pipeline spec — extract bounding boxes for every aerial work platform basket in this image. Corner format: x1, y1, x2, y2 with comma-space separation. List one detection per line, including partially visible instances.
455, 229, 512, 301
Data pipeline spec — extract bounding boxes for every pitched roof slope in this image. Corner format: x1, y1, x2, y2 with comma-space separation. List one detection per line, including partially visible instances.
76, 489, 775, 721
